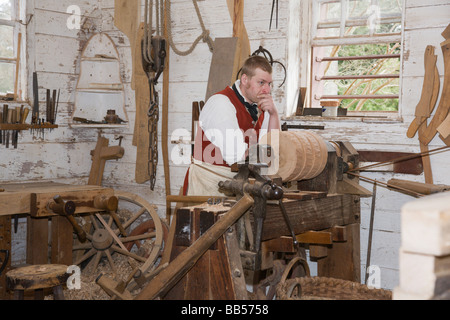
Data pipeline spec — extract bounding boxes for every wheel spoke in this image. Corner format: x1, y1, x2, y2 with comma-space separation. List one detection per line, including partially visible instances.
104, 249, 116, 273
91, 251, 103, 271
111, 245, 147, 263
73, 243, 92, 250
89, 215, 101, 230
72, 191, 166, 286
121, 232, 156, 243
122, 207, 147, 229
74, 248, 96, 266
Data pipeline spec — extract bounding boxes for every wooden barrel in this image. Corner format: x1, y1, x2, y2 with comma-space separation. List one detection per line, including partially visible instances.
259, 131, 328, 182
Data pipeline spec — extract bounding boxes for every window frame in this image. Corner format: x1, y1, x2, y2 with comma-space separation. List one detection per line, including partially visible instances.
308, 0, 404, 116
0, 0, 27, 102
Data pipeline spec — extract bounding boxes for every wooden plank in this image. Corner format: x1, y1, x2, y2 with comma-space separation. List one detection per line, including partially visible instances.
133, 23, 152, 183
283, 191, 327, 200
317, 223, 361, 282
0, 182, 111, 216
0, 216, 11, 299
331, 226, 347, 242
262, 231, 334, 253
184, 251, 210, 300
50, 216, 73, 265
30, 187, 115, 217
309, 245, 328, 259
114, 0, 140, 90
357, 150, 424, 175
260, 194, 359, 241
162, 4, 171, 219
227, 0, 251, 80
26, 217, 49, 265
223, 225, 248, 299
204, 37, 239, 102
209, 236, 236, 300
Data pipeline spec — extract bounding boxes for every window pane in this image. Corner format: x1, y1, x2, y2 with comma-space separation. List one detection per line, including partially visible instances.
317, 27, 341, 38
379, 0, 403, 15
0, 62, 14, 94
313, 43, 400, 111
320, 2, 341, 21
0, 0, 12, 20
375, 22, 402, 35
0, 24, 14, 58
348, 0, 371, 19
342, 98, 399, 111
322, 43, 401, 77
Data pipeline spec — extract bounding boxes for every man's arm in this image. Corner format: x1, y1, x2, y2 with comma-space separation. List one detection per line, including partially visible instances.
258, 93, 280, 131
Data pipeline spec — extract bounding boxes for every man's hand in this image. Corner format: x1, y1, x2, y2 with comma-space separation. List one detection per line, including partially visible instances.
257, 93, 277, 115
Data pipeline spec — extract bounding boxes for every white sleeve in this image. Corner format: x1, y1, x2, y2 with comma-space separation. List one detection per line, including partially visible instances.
199, 94, 248, 165
258, 111, 270, 142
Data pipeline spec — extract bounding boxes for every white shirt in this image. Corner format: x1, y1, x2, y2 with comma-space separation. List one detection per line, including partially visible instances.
199, 80, 270, 165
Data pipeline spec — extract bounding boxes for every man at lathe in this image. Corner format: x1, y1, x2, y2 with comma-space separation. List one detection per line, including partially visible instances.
183, 55, 281, 196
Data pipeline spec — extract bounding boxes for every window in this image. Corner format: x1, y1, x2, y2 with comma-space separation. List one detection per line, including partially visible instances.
310, 0, 403, 113
0, 0, 26, 101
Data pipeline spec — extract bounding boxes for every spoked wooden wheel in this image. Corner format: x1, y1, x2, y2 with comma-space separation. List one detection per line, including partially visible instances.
72, 191, 166, 276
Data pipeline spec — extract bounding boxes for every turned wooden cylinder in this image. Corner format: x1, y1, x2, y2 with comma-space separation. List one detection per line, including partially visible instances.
258, 131, 328, 182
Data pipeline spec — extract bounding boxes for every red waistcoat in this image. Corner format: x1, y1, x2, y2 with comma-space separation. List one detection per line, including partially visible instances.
193, 86, 265, 167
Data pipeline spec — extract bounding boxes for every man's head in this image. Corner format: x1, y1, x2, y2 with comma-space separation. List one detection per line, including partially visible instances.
239, 56, 273, 105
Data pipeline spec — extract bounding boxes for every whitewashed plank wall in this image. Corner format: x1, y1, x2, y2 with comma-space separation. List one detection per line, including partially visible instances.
3, 0, 449, 290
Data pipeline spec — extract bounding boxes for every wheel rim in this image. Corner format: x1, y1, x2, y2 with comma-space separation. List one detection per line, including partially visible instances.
72, 191, 165, 277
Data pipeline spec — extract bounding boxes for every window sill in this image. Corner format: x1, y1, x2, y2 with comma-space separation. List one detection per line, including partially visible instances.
283, 113, 404, 124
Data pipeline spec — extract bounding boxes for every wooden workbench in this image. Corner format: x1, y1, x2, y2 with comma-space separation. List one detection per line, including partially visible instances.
0, 181, 115, 217
0, 181, 115, 299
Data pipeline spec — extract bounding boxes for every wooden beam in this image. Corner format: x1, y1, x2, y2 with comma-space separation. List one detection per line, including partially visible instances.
204, 37, 240, 101
317, 223, 361, 282
163, 0, 171, 219
227, 0, 251, 79
135, 194, 254, 300
114, 0, 140, 90
260, 194, 359, 241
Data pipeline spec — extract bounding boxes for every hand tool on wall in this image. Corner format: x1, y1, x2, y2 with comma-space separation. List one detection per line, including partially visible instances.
32, 72, 39, 126
269, 0, 279, 30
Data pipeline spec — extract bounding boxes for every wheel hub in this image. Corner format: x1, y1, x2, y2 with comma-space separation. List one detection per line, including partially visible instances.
92, 229, 113, 250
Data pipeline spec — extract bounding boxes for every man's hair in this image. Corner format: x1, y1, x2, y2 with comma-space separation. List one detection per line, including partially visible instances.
241, 56, 272, 79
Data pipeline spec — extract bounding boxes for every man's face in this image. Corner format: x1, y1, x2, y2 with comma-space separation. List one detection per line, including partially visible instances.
240, 68, 273, 105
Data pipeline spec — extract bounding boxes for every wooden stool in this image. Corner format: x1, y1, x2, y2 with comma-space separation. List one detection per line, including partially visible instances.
6, 264, 69, 300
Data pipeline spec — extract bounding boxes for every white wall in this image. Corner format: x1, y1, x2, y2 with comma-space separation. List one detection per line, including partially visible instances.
2, 0, 449, 291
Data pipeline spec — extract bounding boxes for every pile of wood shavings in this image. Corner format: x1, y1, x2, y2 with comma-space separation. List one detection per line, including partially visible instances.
45, 252, 144, 300
44, 207, 158, 300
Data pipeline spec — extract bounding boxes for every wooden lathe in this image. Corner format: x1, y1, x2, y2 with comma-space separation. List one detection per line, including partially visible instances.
136, 131, 370, 300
